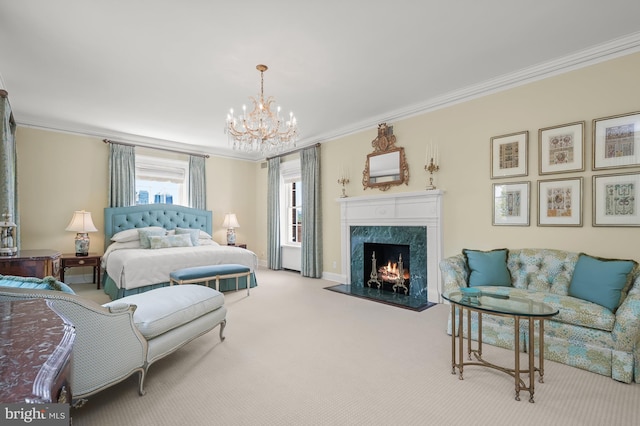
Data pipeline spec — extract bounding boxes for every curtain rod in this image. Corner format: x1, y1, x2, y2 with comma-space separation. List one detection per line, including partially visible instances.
103, 139, 210, 158
265, 143, 321, 161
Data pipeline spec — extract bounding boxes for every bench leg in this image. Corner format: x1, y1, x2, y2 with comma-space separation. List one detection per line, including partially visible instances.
219, 319, 226, 341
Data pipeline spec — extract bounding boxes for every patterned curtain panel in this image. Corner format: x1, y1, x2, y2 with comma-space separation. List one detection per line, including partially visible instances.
188, 155, 206, 210
267, 157, 281, 270
300, 145, 323, 278
0, 91, 19, 249
108, 143, 136, 207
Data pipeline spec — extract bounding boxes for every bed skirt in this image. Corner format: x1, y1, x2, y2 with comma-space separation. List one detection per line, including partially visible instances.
102, 272, 258, 300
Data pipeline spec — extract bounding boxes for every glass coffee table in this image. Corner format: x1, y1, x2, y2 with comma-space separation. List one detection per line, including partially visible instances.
443, 289, 559, 403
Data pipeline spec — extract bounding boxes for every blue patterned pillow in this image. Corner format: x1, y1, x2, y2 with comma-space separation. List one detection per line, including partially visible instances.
569, 253, 637, 312
138, 228, 167, 249
149, 234, 193, 249
463, 248, 512, 287
175, 227, 200, 246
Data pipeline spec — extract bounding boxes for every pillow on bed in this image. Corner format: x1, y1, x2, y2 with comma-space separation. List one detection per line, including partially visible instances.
139, 228, 168, 248
112, 226, 165, 243
198, 230, 213, 240
176, 227, 201, 246
148, 234, 193, 249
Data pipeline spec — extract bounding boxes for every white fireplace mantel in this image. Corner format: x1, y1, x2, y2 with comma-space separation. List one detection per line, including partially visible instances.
337, 190, 444, 303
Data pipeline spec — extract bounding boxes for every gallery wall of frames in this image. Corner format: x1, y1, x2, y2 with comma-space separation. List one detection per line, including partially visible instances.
490, 110, 640, 227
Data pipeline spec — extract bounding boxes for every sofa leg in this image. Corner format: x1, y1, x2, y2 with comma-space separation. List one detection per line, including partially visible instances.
220, 319, 227, 341
138, 369, 147, 396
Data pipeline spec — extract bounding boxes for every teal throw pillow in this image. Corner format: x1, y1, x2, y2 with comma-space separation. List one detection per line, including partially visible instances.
138, 228, 167, 249
175, 227, 201, 246
0, 275, 75, 294
568, 253, 636, 312
463, 248, 511, 287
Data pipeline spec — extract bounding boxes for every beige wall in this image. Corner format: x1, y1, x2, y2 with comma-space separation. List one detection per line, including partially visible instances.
15, 51, 640, 281
15, 128, 257, 258
256, 52, 640, 276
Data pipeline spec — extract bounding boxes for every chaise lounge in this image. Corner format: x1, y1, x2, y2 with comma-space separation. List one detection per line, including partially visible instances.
0, 276, 227, 406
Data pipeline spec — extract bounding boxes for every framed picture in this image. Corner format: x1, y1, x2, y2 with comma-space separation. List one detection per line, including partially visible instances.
592, 111, 640, 170
492, 181, 530, 226
537, 177, 583, 226
490, 131, 528, 179
538, 121, 584, 175
593, 172, 640, 226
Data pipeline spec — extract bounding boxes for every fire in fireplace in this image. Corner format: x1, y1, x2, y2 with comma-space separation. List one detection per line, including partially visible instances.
363, 242, 410, 294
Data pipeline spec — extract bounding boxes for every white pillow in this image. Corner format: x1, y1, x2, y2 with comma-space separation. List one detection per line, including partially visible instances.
198, 230, 213, 240
111, 226, 165, 243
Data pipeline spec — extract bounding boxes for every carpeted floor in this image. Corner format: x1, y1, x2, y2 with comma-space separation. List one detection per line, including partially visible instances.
69, 268, 640, 426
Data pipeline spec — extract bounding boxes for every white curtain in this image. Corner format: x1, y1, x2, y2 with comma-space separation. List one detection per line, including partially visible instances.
0, 91, 19, 249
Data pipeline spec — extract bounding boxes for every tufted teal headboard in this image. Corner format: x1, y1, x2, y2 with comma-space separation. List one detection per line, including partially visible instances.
104, 204, 212, 249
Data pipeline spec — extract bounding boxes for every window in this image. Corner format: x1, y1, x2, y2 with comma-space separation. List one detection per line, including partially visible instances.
280, 159, 302, 244
135, 155, 189, 206
285, 181, 302, 243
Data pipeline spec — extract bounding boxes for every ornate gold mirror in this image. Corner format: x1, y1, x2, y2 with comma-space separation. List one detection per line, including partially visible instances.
362, 123, 409, 191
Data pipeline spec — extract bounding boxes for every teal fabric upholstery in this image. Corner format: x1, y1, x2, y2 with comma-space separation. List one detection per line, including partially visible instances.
170, 264, 250, 282
569, 253, 637, 312
0, 275, 75, 294
463, 248, 511, 287
103, 205, 213, 251
440, 248, 640, 384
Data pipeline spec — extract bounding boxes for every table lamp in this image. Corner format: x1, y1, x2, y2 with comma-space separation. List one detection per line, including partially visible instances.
222, 213, 240, 245
65, 210, 98, 256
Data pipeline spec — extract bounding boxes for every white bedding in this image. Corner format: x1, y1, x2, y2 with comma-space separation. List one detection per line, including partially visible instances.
102, 240, 258, 290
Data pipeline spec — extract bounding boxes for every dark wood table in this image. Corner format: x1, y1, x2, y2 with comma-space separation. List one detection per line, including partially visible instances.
60, 253, 102, 289
0, 299, 75, 404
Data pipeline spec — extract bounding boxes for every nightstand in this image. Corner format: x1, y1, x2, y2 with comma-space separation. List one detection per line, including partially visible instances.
228, 244, 247, 249
60, 253, 102, 289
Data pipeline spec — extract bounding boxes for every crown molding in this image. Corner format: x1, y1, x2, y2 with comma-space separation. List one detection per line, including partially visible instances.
299, 31, 640, 146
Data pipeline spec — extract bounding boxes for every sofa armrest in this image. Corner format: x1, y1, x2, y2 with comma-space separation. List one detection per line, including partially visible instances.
0, 288, 147, 400
439, 254, 468, 296
612, 273, 640, 351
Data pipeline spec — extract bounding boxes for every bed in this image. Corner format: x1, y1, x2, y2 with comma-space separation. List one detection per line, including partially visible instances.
101, 204, 258, 300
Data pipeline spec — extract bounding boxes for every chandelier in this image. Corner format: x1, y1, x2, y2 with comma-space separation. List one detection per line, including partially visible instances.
225, 64, 298, 153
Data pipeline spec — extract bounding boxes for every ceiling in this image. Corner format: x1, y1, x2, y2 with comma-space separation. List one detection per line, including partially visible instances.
2, 1, 640, 161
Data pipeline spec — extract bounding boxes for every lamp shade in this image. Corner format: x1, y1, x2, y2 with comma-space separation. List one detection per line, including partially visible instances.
65, 211, 98, 233
222, 213, 240, 229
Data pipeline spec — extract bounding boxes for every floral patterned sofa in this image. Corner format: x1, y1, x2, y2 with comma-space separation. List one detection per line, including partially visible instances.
440, 248, 640, 383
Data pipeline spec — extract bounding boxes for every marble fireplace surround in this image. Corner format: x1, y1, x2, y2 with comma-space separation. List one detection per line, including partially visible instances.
338, 190, 444, 303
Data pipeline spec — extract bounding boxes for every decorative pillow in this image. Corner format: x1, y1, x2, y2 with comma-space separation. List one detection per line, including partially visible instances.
138, 228, 167, 248
148, 234, 194, 249
112, 226, 165, 243
176, 227, 201, 246
568, 253, 637, 312
463, 248, 511, 287
198, 230, 213, 240
0, 275, 75, 294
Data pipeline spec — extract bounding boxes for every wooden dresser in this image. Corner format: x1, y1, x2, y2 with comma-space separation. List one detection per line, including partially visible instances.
0, 249, 61, 280
0, 298, 75, 404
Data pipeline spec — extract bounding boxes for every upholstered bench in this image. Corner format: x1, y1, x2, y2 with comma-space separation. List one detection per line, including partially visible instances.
170, 264, 252, 295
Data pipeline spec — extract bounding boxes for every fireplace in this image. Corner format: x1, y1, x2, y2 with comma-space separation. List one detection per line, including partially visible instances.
351, 225, 427, 304
337, 190, 444, 305
363, 242, 410, 294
